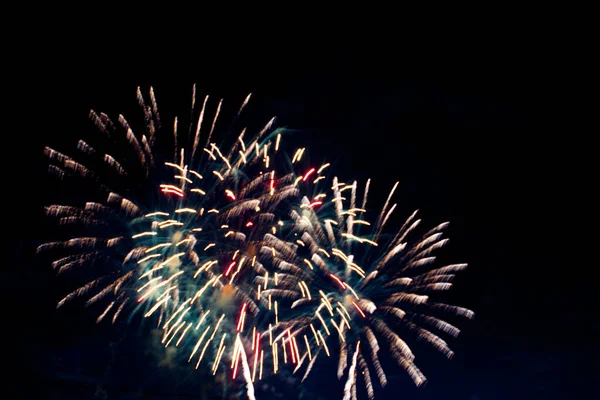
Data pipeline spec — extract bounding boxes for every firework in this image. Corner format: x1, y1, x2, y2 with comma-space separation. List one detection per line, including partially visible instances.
40, 86, 333, 395
39, 86, 473, 399
263, 177, 474, 399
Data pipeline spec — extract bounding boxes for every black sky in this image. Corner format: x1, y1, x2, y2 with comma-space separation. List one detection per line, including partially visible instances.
7, 21, 591, 399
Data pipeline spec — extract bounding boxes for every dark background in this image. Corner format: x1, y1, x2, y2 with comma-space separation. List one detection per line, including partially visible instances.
7, 19, 591, 399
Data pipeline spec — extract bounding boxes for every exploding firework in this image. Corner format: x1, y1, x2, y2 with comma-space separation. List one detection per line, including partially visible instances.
39, 86, 333, 397
39, 86, 473, 399
264, 179, 475, 399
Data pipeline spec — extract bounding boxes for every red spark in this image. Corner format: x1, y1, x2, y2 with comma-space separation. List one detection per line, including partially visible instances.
225, 261, 237, 276
330, 273, 347, 289
246, 221, 254, 227
287, 329, 296, 364
351, 301, 366, 318
161, 188, 184, 197
309, 201, 323, 208
303, 168, 316, 181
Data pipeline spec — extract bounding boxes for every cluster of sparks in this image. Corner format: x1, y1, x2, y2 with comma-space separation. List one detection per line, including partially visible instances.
39, 86, 473, 400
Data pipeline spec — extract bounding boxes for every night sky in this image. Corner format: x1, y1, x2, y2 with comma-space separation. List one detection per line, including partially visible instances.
7, 25, 592, 399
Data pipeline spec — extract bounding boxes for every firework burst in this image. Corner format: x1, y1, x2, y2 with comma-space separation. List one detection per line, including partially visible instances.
39, 86, 473, 399
265, 178, 474, 399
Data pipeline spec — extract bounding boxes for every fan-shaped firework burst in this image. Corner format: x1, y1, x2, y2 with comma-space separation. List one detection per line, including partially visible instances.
267, 179, 475, 399
39, 86, 473, 399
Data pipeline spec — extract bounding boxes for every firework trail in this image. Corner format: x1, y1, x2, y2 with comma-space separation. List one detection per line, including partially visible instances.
39, 86, 473, 399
